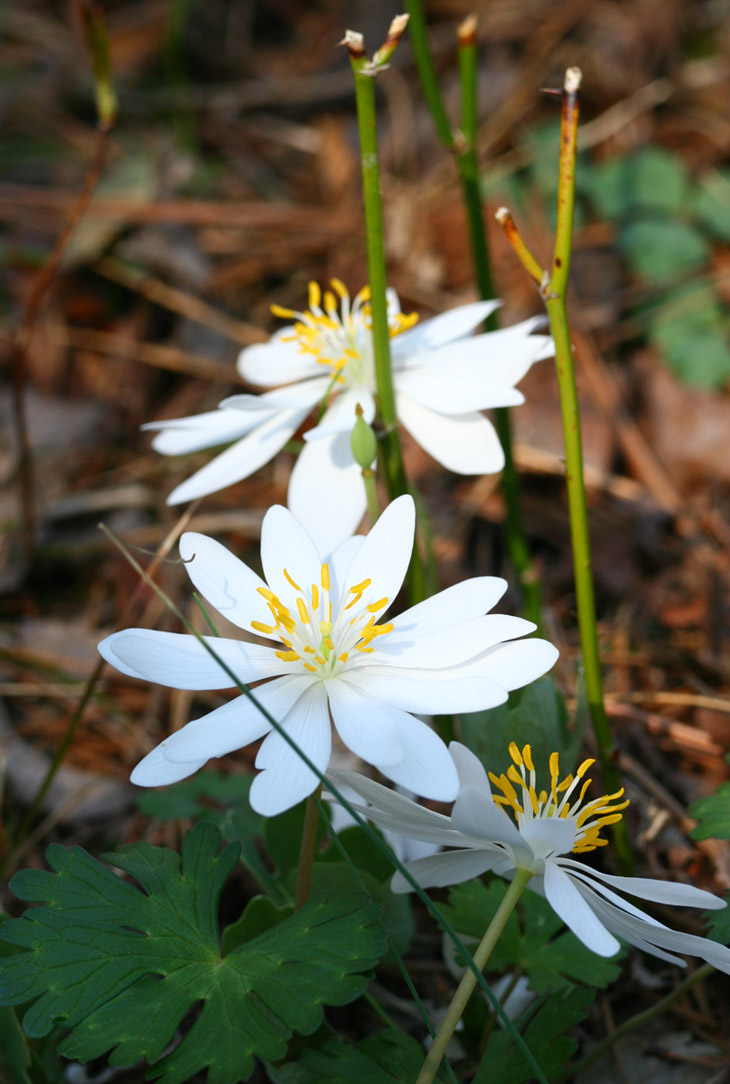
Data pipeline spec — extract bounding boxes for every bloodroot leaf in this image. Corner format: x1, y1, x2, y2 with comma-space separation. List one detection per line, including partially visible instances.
0, 822, 385, 1084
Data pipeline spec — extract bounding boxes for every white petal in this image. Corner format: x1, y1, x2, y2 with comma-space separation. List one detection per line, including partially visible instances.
288, 431, 366, 556
396, 394, 504, 475
221, 377, 329, 412
520, 817, 576, 857
543, 862, 621, 957
98, 629, 283, 689
391, 849, 502, 893
344, 666, 508, 714
335, 494, 415, 613
327, 769, 459, 844
167, 407, 308, 505
377, 712, 459, 801
237, 330, 320, 386
456, 638, 559, 690
395, 368, 525, 413
179, 532, 272, 633
131, 745, 208, 787
260, 504, 323, 606
328, 535, 366, 608
146, 409, 260, 456
408, 319, 553, 381
392, 300, 501, 357
378, 614, 537, 669
559, 860, 729, 911
449, 742, 490, 793
390, 578, 508, 638
327, 680, 402, 767
162, 674, 313, 761
250, 683, 331, 815
303, 387, 376, 442
452, 785, 532, 854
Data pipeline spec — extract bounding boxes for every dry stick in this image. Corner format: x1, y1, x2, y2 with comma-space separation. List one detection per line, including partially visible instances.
10, 123, 112, 558
496, 68, 632, 874
3, 501, 199, 874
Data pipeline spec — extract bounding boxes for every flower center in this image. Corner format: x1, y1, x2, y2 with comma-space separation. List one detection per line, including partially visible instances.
489, 742, 629, 854
271, 279, 418, 388
250, 562, 393, 678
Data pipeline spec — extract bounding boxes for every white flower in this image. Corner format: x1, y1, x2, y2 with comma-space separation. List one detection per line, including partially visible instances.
98, 496, 558, 817
329, 741, 730, 973
146, 282, 553, 551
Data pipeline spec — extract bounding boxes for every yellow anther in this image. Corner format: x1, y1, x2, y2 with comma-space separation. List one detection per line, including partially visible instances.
576, 758, 595, 778
321, 564, 330, 591
270, 303, 298, 319
323, 290, 337, 313
528, 787, 540, 815
331, 278, 348, 298
344, 347, 359, 359
345, 578, 372, 609
250, 621, 274, 635
296, 598, 309, 623
367, 597, 389, 613
523, 745, 535, 773
283, 568, 302, 592
304, 663, 317, 672
257, 587, 278, 602
275, 650, 300, 662
338, 652, 349, 663
356, 645, 374, 653
308, 281, 322, 310
509, 742, 523, 767
304, 646, 315, 654
549, 752, 560, 779
356, 285, 371, 303
311, 584, 319, 609
507, 764, 522, 788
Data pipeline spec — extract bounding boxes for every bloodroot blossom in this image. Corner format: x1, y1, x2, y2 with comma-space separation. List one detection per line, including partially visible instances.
98, 496, 558, 816
145, 282, 553, 550
330, 742, 730, 973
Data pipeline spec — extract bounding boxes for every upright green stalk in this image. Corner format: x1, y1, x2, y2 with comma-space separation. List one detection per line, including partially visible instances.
496, 69, 632, 872
416, 869, 533, 1084
405, 2, 542, 626
294, 786, 321, 911
345, 24, 426, 601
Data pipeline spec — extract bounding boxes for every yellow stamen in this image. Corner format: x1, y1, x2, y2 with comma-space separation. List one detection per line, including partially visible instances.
311, 584, 319, 609
366, 597, 388, 613
338, 652, 349, 663
509, 742, 523, 768
321, 564, 330, 591
257, 587, 277, 602
251, 621, 274, 634
303, 663, 317, 673
523, 745, 535, 773
283, 569, 302, 592
275, 650, 300, 662
323, 290, 337, 313
296, 598, 309, 623
331, 277, 348, 298
308, 281, 321, 310
270, 303, 298, 319
345, 578, 372, 609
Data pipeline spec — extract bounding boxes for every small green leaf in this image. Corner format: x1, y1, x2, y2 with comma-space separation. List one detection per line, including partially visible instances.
694, 169, 730, 241
0, 1006, 32, 1084
222, 896, 293, 954
136, 769, 252, 822
706, 894, 730, 945
619, 219, 710, 284
689, 777, 730, 841
267, 1028, 437, 1084
588, 148, 689, 219
0, 823, 386, 1084
440, 882, 621, 993
473, 987, 594, 1083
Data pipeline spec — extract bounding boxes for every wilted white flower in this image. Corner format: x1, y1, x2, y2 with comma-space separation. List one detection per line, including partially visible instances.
330, 741, 730, 973
98, 496, 557, 816
146, 282, 552, 550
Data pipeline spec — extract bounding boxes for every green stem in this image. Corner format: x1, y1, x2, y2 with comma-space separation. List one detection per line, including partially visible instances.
557, 962, 714, 1080
402, 0, 454, 148
362, 468, 380, 527
544, 68, 631, 872
294, 785, 321, 912
349, 46, 426, 602
416, 869, 533, 1084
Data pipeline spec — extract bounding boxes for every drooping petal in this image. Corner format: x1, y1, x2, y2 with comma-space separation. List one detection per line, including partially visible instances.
451, 784, 532, 857
179, 532, 272, 633
456, 638, 559, 690
377, 614, 536, 669
335, 494, 415, 613
260, 504, 323, 607
391, 849, 503, 893
250, 682, 331, 815
390, 578, 508, 638
145, 408, 263, 456
449, 742, 491, 793
162, 675, 313, 762
166, 407, 308, 505
98, 629, 283, 689
222, 377, 330, 412
543, 862, 621, 957
288, 431, 367, 556
391, 300, 501, 358
303, 387, 376, 442
395, 368, 525, 413
131, 745, 208, 787
237, 330, 321, 386
396, 393, 505, 475
377, 711, 459, 801
559, 859, 729, 910
344, 666, 508, 714
327, 769, 459, 844
327, 680, 402, 767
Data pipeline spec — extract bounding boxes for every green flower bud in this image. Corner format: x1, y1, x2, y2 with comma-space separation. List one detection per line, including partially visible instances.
350, 405, 377, 469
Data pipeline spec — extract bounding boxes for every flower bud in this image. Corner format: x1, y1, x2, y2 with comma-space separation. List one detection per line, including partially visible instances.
350, 405, 377, 469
